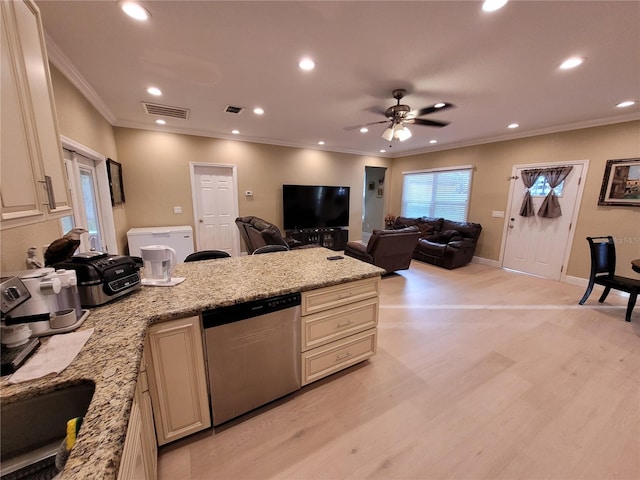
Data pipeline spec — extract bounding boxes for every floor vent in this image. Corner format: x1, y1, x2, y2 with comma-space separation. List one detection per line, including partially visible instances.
142, 102, 189, 119
224, 105, 245, 114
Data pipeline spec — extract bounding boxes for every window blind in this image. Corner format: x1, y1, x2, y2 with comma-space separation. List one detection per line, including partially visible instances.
401, 167, 473, 222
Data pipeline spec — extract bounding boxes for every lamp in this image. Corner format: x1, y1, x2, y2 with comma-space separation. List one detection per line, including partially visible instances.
382, 122, 412, 142
381, 125, 394, 141
394, 124, 412, 141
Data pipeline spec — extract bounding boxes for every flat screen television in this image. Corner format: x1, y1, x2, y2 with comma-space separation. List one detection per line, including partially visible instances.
283, 184, 350, 231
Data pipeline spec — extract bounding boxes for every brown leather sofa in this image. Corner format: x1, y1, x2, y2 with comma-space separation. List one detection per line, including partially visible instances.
393, 216, 482, 269
235, 216, 290, 254
344, 226, 420, 273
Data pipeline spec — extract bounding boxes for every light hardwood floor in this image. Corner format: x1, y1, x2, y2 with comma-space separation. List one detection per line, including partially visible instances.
158, 261, 640, 480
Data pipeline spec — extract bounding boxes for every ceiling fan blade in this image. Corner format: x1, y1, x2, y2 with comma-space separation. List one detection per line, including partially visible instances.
410, 118, 450, 128
415, 102, 455, 117
344, 119, 390, 131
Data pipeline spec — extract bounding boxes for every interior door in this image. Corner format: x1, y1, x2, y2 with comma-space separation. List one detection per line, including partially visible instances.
503, 162, 584, 280
191, 164, 239, 256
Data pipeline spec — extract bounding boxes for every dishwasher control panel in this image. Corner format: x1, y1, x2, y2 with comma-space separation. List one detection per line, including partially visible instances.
202, 292, 301, 327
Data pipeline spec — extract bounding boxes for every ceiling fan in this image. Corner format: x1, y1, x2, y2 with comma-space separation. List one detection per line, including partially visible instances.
352, 89, 455, 142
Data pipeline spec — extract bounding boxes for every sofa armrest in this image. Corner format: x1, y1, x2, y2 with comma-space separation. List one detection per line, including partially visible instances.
447, 239, 475, 250
344, 241, 374, 264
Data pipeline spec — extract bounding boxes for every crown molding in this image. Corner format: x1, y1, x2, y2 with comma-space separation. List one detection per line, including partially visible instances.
391, 113, 640, 158
44, 32, 116, 125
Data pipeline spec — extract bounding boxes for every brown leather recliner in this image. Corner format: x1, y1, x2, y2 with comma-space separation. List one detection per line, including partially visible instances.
344, 226, 420, 273
235, 216, 290, 254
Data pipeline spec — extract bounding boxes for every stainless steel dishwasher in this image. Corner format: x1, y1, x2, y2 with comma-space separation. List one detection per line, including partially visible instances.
202, 292, 301, 426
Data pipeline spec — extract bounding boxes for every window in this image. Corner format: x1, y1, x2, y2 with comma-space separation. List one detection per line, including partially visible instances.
529, 175, 565, 197
401, 166, 473, 221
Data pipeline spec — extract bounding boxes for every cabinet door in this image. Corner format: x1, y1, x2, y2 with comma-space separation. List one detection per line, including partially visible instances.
0, 0, 71, 228
138, 350, 157, 479
118, 394, 147, 480
146, 316, 211, 446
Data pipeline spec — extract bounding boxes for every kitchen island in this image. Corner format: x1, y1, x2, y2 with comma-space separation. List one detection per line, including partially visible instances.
0, 247, 384, 479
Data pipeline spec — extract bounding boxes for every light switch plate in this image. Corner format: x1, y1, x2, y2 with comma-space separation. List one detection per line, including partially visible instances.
492, 210, 505, 218
173, 206, 182, 214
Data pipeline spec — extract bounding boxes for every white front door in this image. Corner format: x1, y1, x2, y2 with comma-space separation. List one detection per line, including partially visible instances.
190, 163, 240, 256
502, 161, 586, 280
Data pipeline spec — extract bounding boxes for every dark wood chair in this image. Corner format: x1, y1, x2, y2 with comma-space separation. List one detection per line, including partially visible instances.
184, 250, 231, 262
579, 236, 640, 322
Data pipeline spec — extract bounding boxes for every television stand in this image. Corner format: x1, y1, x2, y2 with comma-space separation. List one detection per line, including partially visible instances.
286, 228, 348, 251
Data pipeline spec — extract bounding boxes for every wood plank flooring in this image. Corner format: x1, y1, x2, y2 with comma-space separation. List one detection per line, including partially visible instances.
158, 261, 640, 480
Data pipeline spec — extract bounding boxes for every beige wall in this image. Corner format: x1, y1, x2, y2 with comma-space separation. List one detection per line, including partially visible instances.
113, 127, 392, 251
1, 65, 125, 272
388, 121, 640, 278
2, 62, 637, 282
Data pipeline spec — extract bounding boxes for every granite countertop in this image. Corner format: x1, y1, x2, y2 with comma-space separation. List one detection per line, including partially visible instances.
0, 247, 384, 479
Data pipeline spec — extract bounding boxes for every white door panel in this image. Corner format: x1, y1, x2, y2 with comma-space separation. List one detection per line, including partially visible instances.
191, 164, 240, 256
503, 162, 585, 280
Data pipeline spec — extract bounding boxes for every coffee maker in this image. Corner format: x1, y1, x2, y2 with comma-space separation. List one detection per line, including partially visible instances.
0, 275, 41, 375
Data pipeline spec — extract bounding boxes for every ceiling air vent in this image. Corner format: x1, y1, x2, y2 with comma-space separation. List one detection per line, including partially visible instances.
142, 102, 189, 119
224, 105, 245, 114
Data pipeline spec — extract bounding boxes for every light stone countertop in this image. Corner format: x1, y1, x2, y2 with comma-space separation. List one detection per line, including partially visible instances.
0, 247, 384, 479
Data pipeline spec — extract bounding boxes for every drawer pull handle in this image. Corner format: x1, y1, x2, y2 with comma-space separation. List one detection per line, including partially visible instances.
335, 351, 351, 361
336, 320, 353, 328
338, 292, 353, 299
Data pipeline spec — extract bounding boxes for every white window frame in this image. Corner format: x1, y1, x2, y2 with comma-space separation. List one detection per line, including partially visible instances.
401, 165, 474, 222
60, 136, 118, 254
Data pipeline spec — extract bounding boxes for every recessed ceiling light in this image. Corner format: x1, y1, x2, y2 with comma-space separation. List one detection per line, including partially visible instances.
507, 123, 520, 129
253, 107, 264, 115
429, 139, 438, 144
231, 129, 240, 135
616, 100, 637, 108
147, 87, 162, 96
155, 119, 166, 125
119, 1, 150, 21
559, 56, 585, 70
482, 0, 508, 12
318, 141, 325, 145
360, 127, 369, 133
434, 103, 446, 109
299, 57, 315, 71
379, 149, 386, 153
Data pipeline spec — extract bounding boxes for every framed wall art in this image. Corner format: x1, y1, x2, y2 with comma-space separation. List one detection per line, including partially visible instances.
107, 158, 125, 205
598, 157, 640, 206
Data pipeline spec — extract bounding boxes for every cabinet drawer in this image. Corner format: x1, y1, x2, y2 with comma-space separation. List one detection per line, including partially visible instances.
302, 297, 378, 351
302, 277, 380, 315
301, 329, 377, 386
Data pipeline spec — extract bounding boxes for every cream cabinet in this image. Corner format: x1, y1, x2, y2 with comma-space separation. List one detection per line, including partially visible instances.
301, 277, 380, 385
0, 0, 71, 229
118, 355, 157, 480
145, 315, 211, 446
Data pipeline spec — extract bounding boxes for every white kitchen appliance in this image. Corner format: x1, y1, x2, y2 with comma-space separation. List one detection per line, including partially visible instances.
127, 226, 194, 263
140, 245, 176, 284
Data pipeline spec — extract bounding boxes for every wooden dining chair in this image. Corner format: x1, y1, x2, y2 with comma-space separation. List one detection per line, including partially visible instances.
579, 236, 640, 322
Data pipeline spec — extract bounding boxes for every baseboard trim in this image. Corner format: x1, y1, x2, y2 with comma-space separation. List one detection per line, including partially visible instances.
472, 256, 500, 268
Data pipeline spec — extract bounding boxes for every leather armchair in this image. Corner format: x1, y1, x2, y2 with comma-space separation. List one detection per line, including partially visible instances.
344, 226, 420, 273
235, 216, 290, 254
